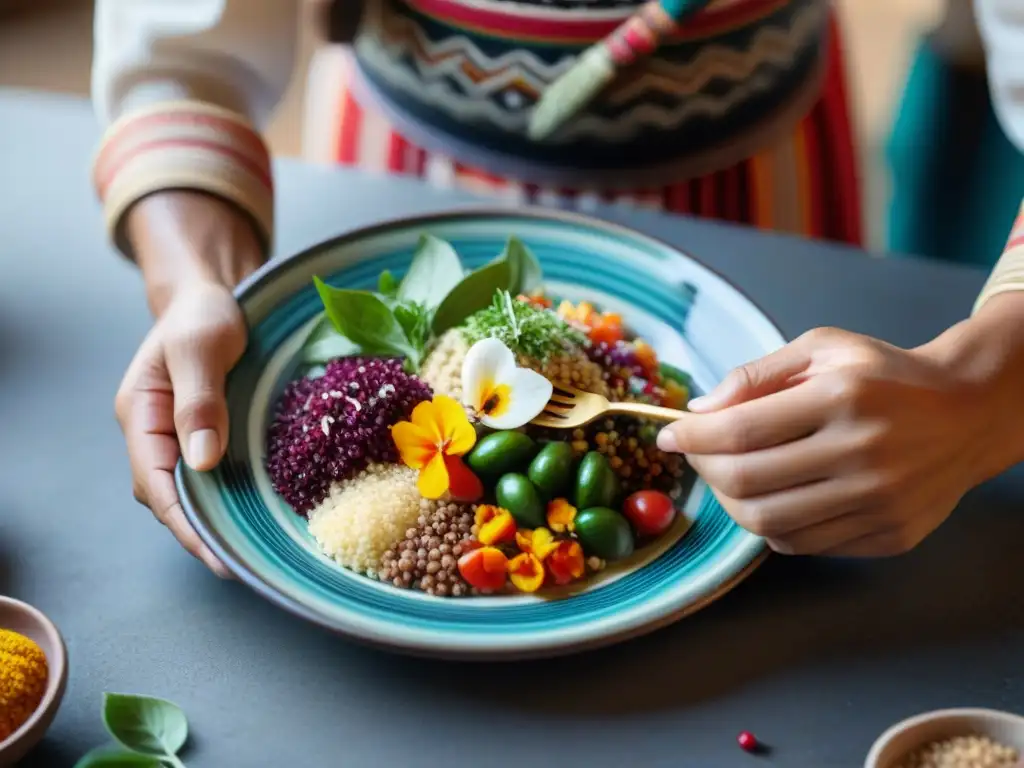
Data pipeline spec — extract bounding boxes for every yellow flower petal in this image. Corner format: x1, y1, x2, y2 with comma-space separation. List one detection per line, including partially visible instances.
432, 394, 476, 456
391, 421, 437, 470
417, 451, 449, 499
410, 399, 443, 446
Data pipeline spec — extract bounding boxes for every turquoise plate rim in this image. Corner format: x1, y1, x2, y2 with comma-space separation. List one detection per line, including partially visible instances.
177, 205, 782, 660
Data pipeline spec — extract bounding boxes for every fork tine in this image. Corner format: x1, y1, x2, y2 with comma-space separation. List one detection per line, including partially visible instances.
531, 414, 569, 428
550, 383, 580, 398
542, 403, 573, 416
548, 393, 576, 405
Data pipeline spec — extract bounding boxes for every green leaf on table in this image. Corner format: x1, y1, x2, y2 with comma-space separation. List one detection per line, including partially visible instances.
432, 257, 513, 335
504, 236, 542, 296
314, 277, 420, 366
398, 234, 465, 308
74, 747, 164, 768
377, 269, 399, 299
299, 315, 362, 365
102, 693, 188, 758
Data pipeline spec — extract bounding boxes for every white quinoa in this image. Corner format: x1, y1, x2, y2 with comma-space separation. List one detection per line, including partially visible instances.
307, 463, 423, 576
420, 329, 470, 400
894, 734, 1020, 768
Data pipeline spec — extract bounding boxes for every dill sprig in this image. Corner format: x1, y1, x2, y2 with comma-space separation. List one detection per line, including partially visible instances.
462, 291, 585, 362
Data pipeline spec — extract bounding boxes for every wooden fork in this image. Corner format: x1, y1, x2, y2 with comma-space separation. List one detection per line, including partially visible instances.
531, 383, 687, 429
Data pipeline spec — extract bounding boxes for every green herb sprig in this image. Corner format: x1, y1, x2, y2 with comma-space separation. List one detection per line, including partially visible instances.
306, 234, 543, 369
463, 290, 585, 362
74, 694, 189, 768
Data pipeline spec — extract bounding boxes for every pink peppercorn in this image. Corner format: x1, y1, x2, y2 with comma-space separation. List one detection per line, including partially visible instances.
738, 731, 759, 753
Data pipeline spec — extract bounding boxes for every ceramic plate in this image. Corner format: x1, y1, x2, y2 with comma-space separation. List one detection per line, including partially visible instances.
177, 208, 783, 660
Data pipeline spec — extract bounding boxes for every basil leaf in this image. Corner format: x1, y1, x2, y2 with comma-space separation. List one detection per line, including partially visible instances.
378, 270, 399, 298
74, 748, 163, 768
504, 236, 543, 296
300, 316, 362, 365
398, 234, 465, 308
314, 277, 420, 365
432, 258, 514, 334
102, 693, 188, 757
393, 303, 431, 352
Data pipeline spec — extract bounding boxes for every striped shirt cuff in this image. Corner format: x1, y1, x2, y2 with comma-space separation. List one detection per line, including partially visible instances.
92, 100, 274, 260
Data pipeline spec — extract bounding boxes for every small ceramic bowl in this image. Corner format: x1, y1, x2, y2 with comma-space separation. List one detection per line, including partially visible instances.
865, 708, 1024, 768
0, 596, 68, 768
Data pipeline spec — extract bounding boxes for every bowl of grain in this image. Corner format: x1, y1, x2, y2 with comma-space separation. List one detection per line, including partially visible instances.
0, 596, 68, 767
865, 708, 1024, 768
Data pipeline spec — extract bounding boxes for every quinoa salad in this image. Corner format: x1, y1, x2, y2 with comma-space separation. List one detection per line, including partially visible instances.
264, 235, 695, 598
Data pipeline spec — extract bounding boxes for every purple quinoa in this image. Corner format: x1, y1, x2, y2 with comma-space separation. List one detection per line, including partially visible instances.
265, 357, 433, 514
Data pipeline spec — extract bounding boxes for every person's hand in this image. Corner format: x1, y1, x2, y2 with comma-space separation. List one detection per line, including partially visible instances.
657, 307, 1024, 557
115, 192, 263, 576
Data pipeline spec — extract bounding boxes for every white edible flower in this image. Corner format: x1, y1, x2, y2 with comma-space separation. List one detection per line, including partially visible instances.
461, 338, 552, 429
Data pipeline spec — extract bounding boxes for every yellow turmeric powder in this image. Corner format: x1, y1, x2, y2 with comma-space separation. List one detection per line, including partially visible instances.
0, 629, 48, 741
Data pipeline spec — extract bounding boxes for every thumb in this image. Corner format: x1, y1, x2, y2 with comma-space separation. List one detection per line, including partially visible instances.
688, 341, 812, 413
164, 319, 246, 471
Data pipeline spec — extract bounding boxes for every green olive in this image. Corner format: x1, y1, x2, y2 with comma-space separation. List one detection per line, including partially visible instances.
527, 442, 577, 499
574, 507, 635, 562
495, 473, 546, 528
575, 451, 620, 510
466, 431, 538, 477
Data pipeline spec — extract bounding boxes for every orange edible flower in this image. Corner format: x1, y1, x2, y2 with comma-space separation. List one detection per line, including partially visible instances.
547, 540, 586, 586
457, 546, 509, 592
515, 527, 558, 561
508, 553, 545, 593
475, 505, 517, 546
391, 395, 483, 501
546, 498, 577, 533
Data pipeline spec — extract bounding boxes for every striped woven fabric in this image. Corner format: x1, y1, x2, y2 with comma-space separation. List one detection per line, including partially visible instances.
304, 11, 862, 246
93, 100, 274, 258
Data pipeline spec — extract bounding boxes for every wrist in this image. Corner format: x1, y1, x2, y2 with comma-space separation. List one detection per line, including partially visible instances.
126, 191, 265, 316
923, 293, 1024, 483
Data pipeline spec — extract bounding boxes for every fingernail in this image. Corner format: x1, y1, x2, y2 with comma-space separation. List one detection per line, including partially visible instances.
656, 428, 679, 453
188, 429, 220, 469
686, 394, 709, 411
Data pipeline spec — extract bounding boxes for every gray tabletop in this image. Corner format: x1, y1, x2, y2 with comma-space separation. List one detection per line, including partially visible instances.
2, 91, 1022, 768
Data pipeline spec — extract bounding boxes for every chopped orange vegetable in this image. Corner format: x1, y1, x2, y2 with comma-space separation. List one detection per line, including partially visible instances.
457, 546, 508, 591
663, 379, 689, 410
557, 300, 597, 328
634, 340, 660, 378
515, 527, 558, 560
518, 293, 552, 309
546, 498, 577, 533
589, 313, 624, 345
508, 553, 545, 593
547, 540, 586, 585
475, 505, 517, 546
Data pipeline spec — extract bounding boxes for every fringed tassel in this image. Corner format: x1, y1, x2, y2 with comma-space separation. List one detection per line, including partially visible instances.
528, 0, 711, 141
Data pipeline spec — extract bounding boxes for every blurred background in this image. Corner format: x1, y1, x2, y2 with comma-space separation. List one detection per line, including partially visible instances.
0, 0, 961, 253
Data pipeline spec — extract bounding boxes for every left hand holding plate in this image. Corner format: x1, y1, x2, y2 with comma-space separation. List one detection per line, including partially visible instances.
656, 323, 1024, 557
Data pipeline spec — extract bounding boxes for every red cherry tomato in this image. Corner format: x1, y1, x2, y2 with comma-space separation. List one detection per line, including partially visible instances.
623, 491, 676, 537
